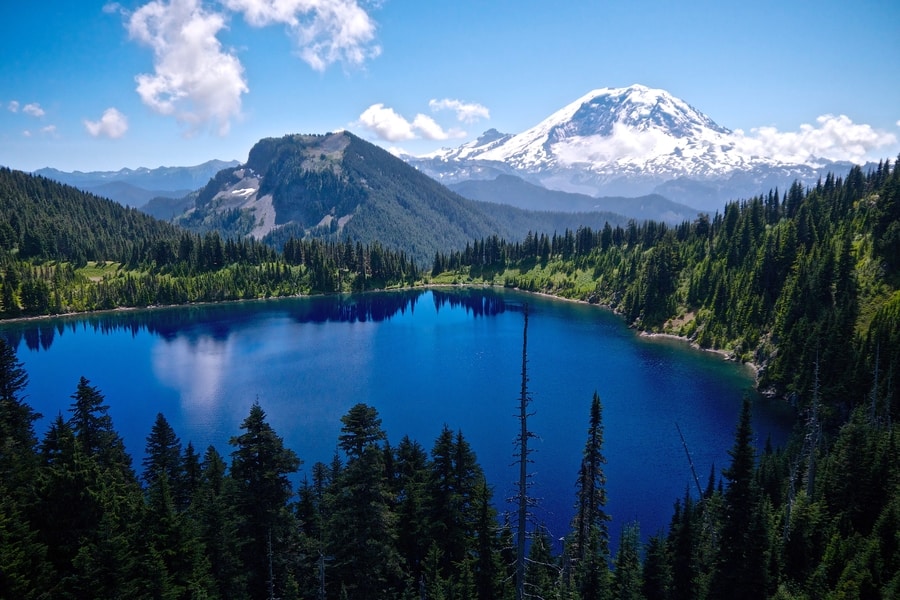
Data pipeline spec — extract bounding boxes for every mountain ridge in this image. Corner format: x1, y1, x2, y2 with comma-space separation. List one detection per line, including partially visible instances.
178, 132, 631, 264
449, 174, 699, 224
34, 159, 240, 207
408, 84, 864, 211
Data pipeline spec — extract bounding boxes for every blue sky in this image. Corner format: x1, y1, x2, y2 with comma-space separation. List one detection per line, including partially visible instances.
1, 0, 898, 172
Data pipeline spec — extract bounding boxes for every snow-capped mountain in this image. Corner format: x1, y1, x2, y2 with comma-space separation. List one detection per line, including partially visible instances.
409, 84, 852, 211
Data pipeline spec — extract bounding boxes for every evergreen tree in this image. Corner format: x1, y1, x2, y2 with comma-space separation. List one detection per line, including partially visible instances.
426, 425, 484, 576
525, 526, 559, 600
571, 391, 611, 600
326, 403, 402, 599
180, 441, 201, 511
612, 523, 643, 600
143, 412, 183, 489
196, 445, 247, 599
0, 338, 39, 495
393, 435, 431, 583
473, 479, 505, 600
668, 494, 699, 600
337, 402, 385, 460
0, 339, 48, 596
229, 401, 302, 600
36, 378, 145, 598
641, 533, 671, 600
709, 397, 769, 599
67, 375, 132, 475
141, 468, 215, 599
0, 491, 51, 599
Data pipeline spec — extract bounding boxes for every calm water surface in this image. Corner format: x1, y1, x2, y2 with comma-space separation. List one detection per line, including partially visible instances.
4, 288, 794, 547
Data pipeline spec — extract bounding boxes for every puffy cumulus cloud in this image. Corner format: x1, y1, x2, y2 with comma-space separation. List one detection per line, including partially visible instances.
123, 0, 379, 133
22, 103, 45, 117
84, 108, 129, 139
7, 101, 19, 113
357, 103, 466, 142
223, 0, 380, 71
357, 103, 415, 141
731, 114, 897, 164
128, 0, 248, 135
411, 114, 455, 141
429, 98, 490, 123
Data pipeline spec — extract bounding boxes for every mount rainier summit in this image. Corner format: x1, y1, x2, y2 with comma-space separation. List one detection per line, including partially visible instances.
407, 84, 859, 212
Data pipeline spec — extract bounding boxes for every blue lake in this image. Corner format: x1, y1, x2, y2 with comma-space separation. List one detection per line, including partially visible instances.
3, 288, 794, 548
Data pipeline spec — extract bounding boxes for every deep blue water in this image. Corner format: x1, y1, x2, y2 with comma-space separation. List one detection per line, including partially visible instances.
3, 288, 794, 549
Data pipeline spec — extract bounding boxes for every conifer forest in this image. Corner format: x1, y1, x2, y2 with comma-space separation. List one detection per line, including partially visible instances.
1, 158, 900, 598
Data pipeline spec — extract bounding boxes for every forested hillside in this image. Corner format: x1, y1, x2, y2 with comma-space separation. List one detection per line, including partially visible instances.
0, 167, 184, 264
0, 168, 418, 316
178, 132, 629, 264
2, 152, 900, 597
435, 159, 900, 422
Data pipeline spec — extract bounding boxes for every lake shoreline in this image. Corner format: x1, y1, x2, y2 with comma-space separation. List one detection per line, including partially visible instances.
494, 285, 763, 378
0, 281, 761, 379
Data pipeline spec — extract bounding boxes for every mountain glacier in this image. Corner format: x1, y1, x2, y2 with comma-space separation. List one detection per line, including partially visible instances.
409, 84, 857, 211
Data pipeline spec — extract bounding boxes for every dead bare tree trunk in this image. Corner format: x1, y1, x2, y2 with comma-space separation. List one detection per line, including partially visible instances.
515, 304, 532, 600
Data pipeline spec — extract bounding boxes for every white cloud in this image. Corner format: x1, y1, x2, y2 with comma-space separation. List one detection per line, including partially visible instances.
22, 130, 31, 138
553, 123, 676, 166
22, 103, 45, 117
103, 2, 123, 14
896, 119, 900, 128
223, 0, 380, 72
429, 98, 490, 123
40, 125, 57, 136
84, 108, 129, 138
731, 114, 897, 164
357, 103, 415, 141
386, 145, 410, 157
7, 101, 19, 113
357, 104, 467, 142
124, 0, 378, 133
412, 114, 454, 141
128, 0, 248, 135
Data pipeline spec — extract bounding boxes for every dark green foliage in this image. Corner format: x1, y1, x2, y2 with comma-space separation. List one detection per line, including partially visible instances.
327, 403, 402, 599
0, 167, 184, 264
426, 426, 485, 577
709, 398, 769, 599
336, 402, 386, 459
0, 338, 38, 490
186, 132, 633, 265
612, 523, 643, 600
143, 412, 183, 488
0, 168, 418, 319
525, 526, 559, 599
29, 377, 144, 598
1, 158, 900, 596
571, 391, 611, 600
641, 533, 671, 600
0, 339, 48, 597
1, 345, 899, 597
195, 445, 247, 599
438, 160, 900, 421
229, 402, 302, 600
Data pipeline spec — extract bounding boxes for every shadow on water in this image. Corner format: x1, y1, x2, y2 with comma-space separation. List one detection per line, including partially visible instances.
1, 287, 517, 351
